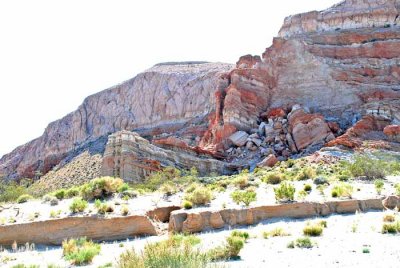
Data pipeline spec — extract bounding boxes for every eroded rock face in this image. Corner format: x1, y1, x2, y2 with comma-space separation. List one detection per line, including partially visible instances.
201, 0, 400, 153
169, 198, 384, 233
0, 62, 233, 180
279, 0, 400, 38
101, 131, 237, 182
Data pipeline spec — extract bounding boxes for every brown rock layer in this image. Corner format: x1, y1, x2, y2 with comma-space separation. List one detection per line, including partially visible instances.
0, 214, 157, 246
169, 198, 384, 233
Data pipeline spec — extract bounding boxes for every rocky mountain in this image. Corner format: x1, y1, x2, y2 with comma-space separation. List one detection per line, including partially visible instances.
0, 62, 233, 179
2, 0, 400, 183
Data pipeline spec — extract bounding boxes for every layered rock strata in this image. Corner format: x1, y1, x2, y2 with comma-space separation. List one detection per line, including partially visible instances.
201, 0, 400, 154
169, 198, 384, 233
0, 63, 233, 179
101, 131, 238, 182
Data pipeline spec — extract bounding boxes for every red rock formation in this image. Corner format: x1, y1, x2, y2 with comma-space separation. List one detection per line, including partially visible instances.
383, 125, 400, 142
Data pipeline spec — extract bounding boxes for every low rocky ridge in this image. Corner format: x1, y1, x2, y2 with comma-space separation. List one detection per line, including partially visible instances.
0, 197, 397, 245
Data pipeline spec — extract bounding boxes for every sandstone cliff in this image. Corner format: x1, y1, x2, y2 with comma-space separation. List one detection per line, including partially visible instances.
202, 0, 400, 152
0, 62, 233, 179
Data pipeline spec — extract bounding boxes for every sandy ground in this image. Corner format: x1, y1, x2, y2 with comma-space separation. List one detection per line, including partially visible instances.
2, 210, 400, 267
1, 176, 399, 225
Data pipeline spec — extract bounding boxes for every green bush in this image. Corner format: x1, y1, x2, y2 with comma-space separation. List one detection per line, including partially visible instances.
80, 177, 124, 200
65, 187, 80, 198
331, 183, 353, 198
208, 233, 245, 261
0, 182, 27, 203
62, 237, 101, 265
94, 199, 114, 214
347, 155, 391, 180
263, 227, 290, 238
118, 236, 208, 268
233, 176, 249, 189
159, 182, 178, 196
396, 184, 400, 196
185, 186, 212, 205
296, 167, 316, 181
69, 198, 88, 213
274, 182, 295, 202
53, 189, 66, 200
263, 172, 284, 185
374, 179, 384, 195
16, 194, 33, 204
118, 183, 130, 193
287, 237, 313, 249
231, 190, 257, 207
303, 223, 324, 236
230, 230, 250, 241
382, 221, 400, 234
182, 200, 193, 210
303, 184, 312, 192
121, 205, 129, 216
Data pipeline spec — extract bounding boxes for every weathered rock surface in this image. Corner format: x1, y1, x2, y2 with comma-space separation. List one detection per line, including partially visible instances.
101, 131, 238, 182
169, 198, 384, 233
0, 62, 233, 180
201, 0, 400, 154
384, 125, 400, 142
0, 214, 157, 245
257, 154, 278, 168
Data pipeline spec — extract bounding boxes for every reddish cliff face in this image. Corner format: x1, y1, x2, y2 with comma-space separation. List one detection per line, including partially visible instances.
201, 0, 400, 152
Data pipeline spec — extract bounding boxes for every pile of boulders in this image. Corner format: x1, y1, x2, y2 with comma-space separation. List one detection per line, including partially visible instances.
226, 105, 337, 166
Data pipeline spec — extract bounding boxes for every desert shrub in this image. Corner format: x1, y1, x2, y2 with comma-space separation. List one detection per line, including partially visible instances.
0, 182, 27, 203
118, 236, 208, 268
303, 222, 324, 236
374, 179, 384, 195
208, 233, 245, 261
159, 182, 178, 196
382, 221, 400, 234
65, 187, 80, 198
62, 237, 101, 265
274, 182, 295, 202
94, 199, 114, 214
230, 230, 250, 241
69, 198, 88, 213
121, 205, 129, 216
185, 186, 212, 205
43, 194, 59, 206
331, 182, 353, 198
170, 234, 201, 246
53, 189, 66, 200
396, 184, 400, 196
185, 183, 200, 194
231, 190, 257, 207
50, 210, 62, 218
303, 184, 312, 192
347, 155, 389, 180
263, 172, 284, 185
383, 214, 396, 222
16, 194, 33, 204
138, 167, 182, 192
263, 227, 290, 238
296, 167, 316, 181
80, 177, 123, 200
318, 220, 328, 228
182, 200, 193, 210
287, 237, 313, 249
118, 183, 130, 193
233, 176, 249, 189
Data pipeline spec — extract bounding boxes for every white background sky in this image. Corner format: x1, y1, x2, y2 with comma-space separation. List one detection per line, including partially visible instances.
0, 0, 339, 157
